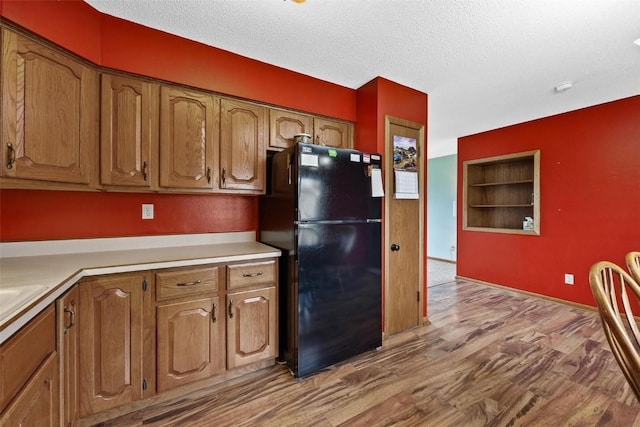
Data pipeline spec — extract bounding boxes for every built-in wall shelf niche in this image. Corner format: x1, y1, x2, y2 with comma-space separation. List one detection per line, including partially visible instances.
463, 150, 540, 235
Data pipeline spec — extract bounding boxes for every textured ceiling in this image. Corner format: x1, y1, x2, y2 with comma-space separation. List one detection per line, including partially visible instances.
85, 0, 640, 158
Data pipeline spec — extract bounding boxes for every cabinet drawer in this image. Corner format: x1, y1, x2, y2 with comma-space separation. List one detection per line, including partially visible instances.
0, 305, 56, 412
156, 266, 219, 301
227, 260, 276, 290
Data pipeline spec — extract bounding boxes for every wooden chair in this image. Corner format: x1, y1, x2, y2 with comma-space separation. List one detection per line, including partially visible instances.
626, 251, 640, 284
589, 260, 640, 401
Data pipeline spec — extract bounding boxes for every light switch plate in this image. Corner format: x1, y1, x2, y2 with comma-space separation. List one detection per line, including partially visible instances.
564, 273, 574, 285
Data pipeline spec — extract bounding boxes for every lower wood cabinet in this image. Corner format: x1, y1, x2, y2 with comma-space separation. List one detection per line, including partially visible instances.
2, 257, 278, 424
57, 286, 79, 427
156, 296, 225, 392
226, 286, 277, 369
0, 305, 59, 427
77, 272, 151, 417
0, 353, 60, 427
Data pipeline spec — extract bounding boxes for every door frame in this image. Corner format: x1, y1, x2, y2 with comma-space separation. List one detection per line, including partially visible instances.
383, 115, 426, 335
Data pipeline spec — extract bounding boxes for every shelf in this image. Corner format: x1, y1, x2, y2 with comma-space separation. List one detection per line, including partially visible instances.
469, 204, 534, 208
463, 150, 540, 234
470, 180, 533, 187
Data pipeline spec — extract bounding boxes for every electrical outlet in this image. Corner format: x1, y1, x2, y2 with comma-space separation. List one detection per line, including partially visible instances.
142, 204, 154, 220
564, 273, 574, 285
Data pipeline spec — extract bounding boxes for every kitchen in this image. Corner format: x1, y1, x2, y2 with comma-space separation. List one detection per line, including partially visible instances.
0, 1, 428, 425
1, 0, 639, 426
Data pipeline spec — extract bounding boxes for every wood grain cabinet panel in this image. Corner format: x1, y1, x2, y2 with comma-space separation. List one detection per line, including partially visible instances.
57, 286, 79, 427
219, 98, 266, 193
226, 286, 277, 369
156, 297, 224, 392
156, 265, 219, 302
0, 305, 56, 413
1, 28, 97, 185
269, 109, 313, 149
0, 353, 60, 427
100, 73, 158, 189
78, 273, 147, 417
159, 86, 218, 190
313, 117, 352, 149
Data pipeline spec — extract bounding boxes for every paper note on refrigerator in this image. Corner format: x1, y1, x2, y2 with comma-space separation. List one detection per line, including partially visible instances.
371, 168, 384, 197
394, 170, 419, 199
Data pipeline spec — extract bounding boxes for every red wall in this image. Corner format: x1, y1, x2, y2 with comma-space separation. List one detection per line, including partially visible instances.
0, 190, 257, 241
457, 95, 640, 307
356, 77, 429, 316
0, 0, 358, 242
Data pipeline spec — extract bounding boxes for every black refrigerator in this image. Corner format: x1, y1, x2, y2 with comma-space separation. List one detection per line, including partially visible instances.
259, 142, 383, 378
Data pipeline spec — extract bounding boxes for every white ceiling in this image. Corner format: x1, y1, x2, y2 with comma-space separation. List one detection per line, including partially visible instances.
85, 0, 640, 158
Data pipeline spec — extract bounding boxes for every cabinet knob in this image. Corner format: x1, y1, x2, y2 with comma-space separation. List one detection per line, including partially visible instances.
207, 167, 212, 184
391, 244, 400, 251
142, 161, 148, 181
228, 299, 233, 319
212, 303, 217, 323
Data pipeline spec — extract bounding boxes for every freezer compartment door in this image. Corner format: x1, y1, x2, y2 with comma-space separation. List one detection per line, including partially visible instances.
297, 144, 381, 222
295, 221, 382, 378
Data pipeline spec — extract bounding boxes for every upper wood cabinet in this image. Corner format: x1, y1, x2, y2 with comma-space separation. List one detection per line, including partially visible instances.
219, 98, 266, 193
268, 109, 353, 150
1, 28, 98, 185
77, 273, 149, 417
269, 109, 313, 149
100, 73, 158, 189
314, 117, 352, 149
159, 86, 218, 190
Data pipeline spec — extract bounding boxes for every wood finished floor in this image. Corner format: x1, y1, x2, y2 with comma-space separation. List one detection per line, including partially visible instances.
95, 280, 640, 426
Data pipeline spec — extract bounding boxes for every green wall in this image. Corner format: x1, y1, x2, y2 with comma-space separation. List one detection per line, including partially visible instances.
427, 154, 457, 261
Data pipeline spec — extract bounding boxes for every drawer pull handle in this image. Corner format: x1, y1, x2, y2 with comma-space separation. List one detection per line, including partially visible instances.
176, 279, 202, 287
212, 303, 217, 323
228, 299, 233, 319
242, 271, 263, 278
142, 161, 148, 181
207, 166, 212, 184
63, 305, 75, 334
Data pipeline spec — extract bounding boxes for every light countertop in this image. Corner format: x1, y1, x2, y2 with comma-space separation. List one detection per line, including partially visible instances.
0, 232, 281, 343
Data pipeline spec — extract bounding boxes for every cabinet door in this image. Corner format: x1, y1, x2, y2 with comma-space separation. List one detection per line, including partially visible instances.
100, 73, 158, 188
269, 109, 313, 149
57, 286, 78, 427
159, 86, 217, 189
1, 28, 97, 184
226, 286, 276, 369
219, 98, 266, 192
78, 273, 145, 417
313, 117, 352, 149
156, 297, 224, 392
0, 353, 60, 427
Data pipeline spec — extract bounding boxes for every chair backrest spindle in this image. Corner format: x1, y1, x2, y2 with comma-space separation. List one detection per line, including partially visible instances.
589, 260, 640, 402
